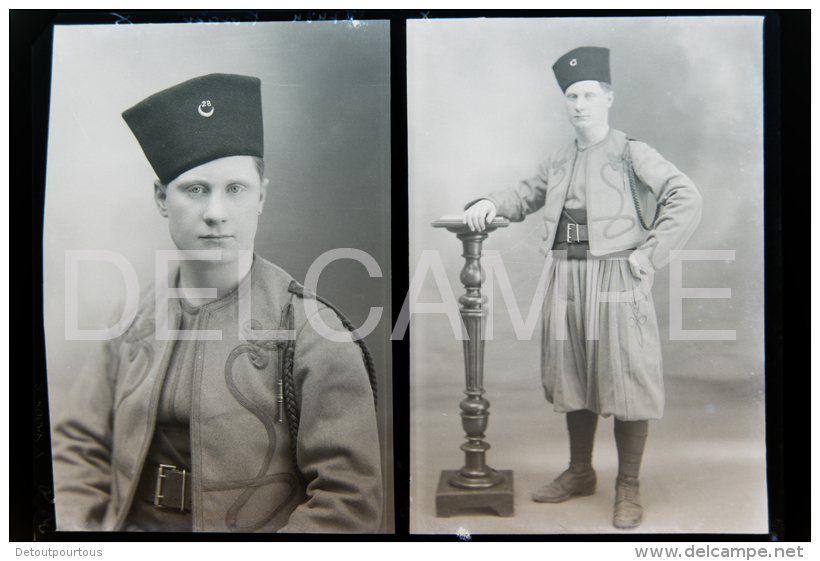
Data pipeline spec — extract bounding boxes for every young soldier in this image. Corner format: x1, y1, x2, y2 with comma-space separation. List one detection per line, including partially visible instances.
463, 47, 701, 529
52, 74, 382, 533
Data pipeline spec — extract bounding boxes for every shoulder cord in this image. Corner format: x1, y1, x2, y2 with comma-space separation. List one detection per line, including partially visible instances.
279, 280, 378, 488
623, 141, 661, 231
278, 300, 305, 489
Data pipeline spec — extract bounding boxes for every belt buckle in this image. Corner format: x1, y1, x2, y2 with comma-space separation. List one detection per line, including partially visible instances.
567, 223, 580, 243
155, 463, 186, 512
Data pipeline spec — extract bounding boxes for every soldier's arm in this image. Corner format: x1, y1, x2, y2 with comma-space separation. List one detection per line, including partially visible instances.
462, 157, 551, 230
51, 338, 119, 531
279, 306, 382, 533
629, 141, 702, 273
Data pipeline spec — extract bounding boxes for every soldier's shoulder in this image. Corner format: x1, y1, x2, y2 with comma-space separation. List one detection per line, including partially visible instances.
250, 255, 298, 293
617, 130, 655, 151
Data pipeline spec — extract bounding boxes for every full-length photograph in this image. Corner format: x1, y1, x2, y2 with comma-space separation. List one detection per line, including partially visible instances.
42, 19, 393, 533
408, 17, 766, 534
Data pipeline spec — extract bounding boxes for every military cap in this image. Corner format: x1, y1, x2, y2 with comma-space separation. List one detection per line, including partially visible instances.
122, 73, 264, 185
552, 47, 611, 93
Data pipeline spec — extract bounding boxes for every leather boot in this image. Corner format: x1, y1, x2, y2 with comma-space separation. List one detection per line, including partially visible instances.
532, 467, 596, 503
613, 475, 642, 529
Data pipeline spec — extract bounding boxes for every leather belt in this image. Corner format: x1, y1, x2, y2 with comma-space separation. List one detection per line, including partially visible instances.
135, 464, 193, 511
556, 222, 589, 243
552, 209, 590, 259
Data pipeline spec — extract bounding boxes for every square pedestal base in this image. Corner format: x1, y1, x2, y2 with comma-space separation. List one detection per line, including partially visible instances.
435, 469, 514, 518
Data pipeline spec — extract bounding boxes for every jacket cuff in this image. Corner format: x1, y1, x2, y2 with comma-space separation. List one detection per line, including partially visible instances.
463, 197, 499, 212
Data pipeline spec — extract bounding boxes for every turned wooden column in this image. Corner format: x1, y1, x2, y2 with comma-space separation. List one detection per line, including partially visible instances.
431, 215, 514, 517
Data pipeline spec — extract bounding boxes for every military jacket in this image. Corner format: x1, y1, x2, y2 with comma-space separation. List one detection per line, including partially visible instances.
485, 128, 702, 271
52, 256, 382, 532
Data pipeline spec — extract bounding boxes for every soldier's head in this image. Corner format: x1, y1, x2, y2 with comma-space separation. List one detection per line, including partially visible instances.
563, 80, 614, 132
123, 74, 268, 260
552, 47, 613, 133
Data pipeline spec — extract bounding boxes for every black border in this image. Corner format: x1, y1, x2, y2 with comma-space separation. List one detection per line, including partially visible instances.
771, 8, 809, 543
13, 8, 807, 542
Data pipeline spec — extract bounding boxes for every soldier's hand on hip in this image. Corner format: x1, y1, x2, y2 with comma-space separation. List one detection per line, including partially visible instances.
628, 251, 653, 281
463, 199, 497, 232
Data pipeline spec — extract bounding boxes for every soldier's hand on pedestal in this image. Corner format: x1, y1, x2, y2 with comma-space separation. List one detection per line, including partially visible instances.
463, 200, 498, 232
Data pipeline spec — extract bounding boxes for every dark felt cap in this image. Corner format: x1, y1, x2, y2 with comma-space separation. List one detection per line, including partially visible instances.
552, 47, 610, 93
122, 73, 263, 184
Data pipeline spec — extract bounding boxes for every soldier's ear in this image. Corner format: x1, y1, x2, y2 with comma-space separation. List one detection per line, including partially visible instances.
154, 180, 169, 217
257, 178, 269, 215
606, 90, 614, 108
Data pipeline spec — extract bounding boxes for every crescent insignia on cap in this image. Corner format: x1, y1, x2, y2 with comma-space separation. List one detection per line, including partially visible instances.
198, 102, 214, 118
569, 58, 577, 66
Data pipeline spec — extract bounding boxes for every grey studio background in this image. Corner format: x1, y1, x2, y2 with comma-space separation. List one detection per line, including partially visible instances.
41, 21, 393, 532
408, 17, 765, 534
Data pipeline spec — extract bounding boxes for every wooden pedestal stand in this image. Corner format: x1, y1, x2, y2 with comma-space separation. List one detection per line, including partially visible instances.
431, 216, 514, 518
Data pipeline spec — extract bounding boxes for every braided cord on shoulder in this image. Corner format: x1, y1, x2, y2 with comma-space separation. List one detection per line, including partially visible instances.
311, 293, 378, 410
279, 280, 378, 489
286, 281, 378, 409
624, 141, 661, 231
279, 301, 308, 489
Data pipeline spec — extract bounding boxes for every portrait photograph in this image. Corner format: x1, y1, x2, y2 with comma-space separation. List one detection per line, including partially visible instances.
41, 18, 393, 533
407, 16, 766, 534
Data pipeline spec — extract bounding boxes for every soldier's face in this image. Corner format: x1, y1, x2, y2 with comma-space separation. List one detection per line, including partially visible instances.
154, 156, 268, 262
564, 80, 613, 131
